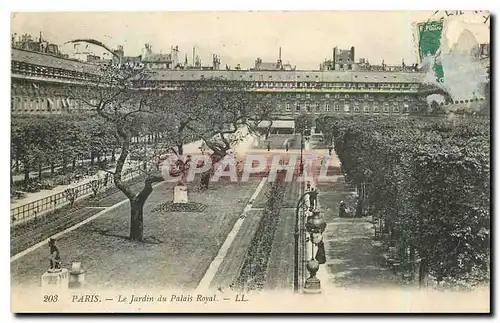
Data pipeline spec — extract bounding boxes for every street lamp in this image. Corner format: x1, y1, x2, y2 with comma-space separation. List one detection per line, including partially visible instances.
294, 189, 327, 293
304, 210, 327, 294
299, 127, 308, 176
300, 132, 304, 175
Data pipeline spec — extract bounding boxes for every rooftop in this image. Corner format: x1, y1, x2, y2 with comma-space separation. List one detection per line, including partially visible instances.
147, 69, 426, 83
12, 48, 426, 83
12, 48, 100, 75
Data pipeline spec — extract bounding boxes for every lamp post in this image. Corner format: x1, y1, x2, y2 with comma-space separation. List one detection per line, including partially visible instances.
304, 210, 327, 293
299, 127, 309, 176
299, 132, 304, 175
294, 191, 312, 293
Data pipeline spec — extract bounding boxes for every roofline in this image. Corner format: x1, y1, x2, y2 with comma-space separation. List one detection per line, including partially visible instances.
11, 47, 97, 68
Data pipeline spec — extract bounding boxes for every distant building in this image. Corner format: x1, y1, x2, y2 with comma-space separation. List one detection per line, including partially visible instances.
11, 32, 67, 58
141, 43, 173, 69
252, 47, 294, 71
320, 46, 355, 71
86, 54, 102, 64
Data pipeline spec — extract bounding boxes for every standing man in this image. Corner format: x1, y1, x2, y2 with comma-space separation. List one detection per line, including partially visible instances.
339, 200, 347, 218
309, 188, 319, 210
267, 142, 271, 152
328, 145, 333, 156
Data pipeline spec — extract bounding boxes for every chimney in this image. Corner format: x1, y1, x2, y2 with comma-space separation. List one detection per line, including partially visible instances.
192, 46, 195, 66
333, 46, 337, 70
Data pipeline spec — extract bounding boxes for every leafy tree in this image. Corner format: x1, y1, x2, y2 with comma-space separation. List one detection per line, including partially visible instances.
294, 113, 315, 134
327, 116, 490, 289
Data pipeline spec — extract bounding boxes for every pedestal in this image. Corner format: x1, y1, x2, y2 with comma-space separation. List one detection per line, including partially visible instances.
69, 262, 85, 289
302, 259, 322, 294
41, 268, 69, 290
173, 183, 188, 204
303, 277, 322, 294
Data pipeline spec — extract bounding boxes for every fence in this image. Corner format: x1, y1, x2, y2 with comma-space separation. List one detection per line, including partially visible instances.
10, 168, 143, 226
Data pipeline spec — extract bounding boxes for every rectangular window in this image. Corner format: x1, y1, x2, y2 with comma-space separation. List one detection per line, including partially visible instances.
373, 105, 380, 113
286, 103, 291, 111
393, 105, 400, 113
325, 104, 330, 112
363, 105, 370, 113
354, 105, 360, 113
403, 103, 409, 113
344, 104, 350, 112
295, 103, 300, 112
315, 104, 320, 112
383, 104, 389, 113
334, 103, 340, 112
306, 104, 311, 113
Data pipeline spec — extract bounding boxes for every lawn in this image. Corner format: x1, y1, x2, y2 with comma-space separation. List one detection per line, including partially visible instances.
11, 179, 260, 290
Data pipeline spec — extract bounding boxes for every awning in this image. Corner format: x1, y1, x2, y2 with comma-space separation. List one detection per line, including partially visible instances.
257, 120, 295, 128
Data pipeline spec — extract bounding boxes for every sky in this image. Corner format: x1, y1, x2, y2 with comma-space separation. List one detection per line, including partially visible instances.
10, 11, 490, 70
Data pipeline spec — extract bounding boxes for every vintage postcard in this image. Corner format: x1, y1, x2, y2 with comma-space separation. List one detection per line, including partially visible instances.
10, 11, 490, 313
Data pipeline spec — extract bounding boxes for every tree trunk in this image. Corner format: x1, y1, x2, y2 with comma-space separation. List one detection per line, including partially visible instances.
418, 258, 428, 288
90, 152, 94, 166
15, 160, 20, 172
111, 149, 116, 162
23, 161, 30, 187
10, 169, 14, 188
72, 159, 76, 170
355, 183, 364, 217
50, 162, 55, 174
38, 163, 42, 179
62, 158, 67, 172
177, 143, 184, 156
129, 200, 144, 241
128, 178, 158, 241
409, 246, 416, 281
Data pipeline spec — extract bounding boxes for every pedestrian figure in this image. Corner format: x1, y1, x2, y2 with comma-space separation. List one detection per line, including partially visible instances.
309, 188, 318, 210
328, 146, 333, 156
285, 141, 289, 152
315, 240, 326, 264
48, 238, 61, 272
339, 200, 346, 218
267, 142, 271, 152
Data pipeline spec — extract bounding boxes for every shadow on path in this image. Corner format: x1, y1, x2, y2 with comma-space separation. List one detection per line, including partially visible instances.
324, 217, 400, 289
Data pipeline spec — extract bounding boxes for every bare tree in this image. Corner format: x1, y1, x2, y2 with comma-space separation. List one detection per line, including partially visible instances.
170, 78, 275, 188
68, 41, 175, 241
